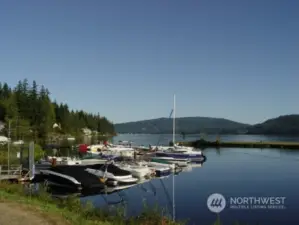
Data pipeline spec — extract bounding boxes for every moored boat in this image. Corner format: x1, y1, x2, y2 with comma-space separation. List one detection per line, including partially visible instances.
151, 157, 190, 166
114, 162, 154, 179
146, 161, 176, 170
84, 163, 138, 186
155, 151, 205, 162
136, 161, 172, 177
39, 165, 105, 192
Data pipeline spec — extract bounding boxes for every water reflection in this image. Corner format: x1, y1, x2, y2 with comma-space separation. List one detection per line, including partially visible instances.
28, 161, 206, 214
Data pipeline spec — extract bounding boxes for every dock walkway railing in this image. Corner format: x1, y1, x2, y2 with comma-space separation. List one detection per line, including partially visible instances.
0, 164, 23, 181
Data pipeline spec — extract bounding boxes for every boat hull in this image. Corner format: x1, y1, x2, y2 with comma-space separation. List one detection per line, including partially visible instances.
40, 165, 105, 192
155, 168, 171, 177
115, 164, 153, 178
147, 161, 176, 170
155, 152, 204, 162
151, 157, 189, 166
85, 168, 138, 185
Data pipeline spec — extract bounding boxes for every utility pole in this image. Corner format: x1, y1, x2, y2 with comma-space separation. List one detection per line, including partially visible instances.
7, 120, 11, 173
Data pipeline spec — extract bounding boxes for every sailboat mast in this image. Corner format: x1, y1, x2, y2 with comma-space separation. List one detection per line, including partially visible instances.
173, 94, 176, 145
172, 94, 176, 221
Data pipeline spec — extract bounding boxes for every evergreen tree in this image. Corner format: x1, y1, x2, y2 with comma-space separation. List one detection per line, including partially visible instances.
0, 80, 115, 144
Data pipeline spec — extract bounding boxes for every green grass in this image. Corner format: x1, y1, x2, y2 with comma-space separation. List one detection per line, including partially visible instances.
0, 182, 184, 225
0, 182, 262, 225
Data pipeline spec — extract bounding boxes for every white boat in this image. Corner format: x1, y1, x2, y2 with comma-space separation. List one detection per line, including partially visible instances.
155, 148, 204, 162
101, 141, 135, 158
79, 153, 108, 165
114, 162, 154, 178
48, 157, 82, 165
114, 140, 134, 148
136, 161, 172, 177
150, 144, 194, 152
103, 149, 134, 158
84, 163, 138, 186
80, 158, 108, 165
146, 161, 176, 170
151, 145, 172, 151
88, 144, 105, 153
105, 140, 135, 151
172, 144, 195, 151
151, 156, 190, 166
87, 149, 134, 158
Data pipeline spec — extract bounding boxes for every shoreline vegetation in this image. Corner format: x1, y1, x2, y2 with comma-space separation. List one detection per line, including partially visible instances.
0, 182, 184, 225
0, 79, 115, 146
0, 182, 248, 225
0, 182, 261, 225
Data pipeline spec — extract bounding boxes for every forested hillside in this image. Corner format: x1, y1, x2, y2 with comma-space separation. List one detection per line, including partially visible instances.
247, 115, 299, 135
115, 117, 249, 134
0, 79, 114, 144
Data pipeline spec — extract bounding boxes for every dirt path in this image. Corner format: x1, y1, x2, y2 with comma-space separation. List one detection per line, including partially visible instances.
0, 202, 67, 225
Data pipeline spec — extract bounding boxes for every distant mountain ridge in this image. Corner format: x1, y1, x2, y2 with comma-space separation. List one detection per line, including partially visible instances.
115, 115, 299, 135
115, 116, 249, 134
246, 114, 299, 135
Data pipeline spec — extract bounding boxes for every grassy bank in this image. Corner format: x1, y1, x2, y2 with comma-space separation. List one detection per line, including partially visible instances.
0, 182, 184, 225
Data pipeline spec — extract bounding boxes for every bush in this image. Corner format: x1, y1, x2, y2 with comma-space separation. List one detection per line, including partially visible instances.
0, 182, 185, 225
0, 143, 45, 165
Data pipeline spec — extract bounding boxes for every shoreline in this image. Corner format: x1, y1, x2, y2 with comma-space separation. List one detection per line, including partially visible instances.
178, 140, 299, 150
0, 182, 183, 225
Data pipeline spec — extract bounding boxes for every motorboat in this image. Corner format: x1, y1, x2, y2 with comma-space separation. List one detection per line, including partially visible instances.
84, 163, 138, 186
45, 156, 82, 165
58, 157, 82, 165
150, 145, 172, 151
114, 162, 154, 179
173, 143, 194, 151
81, 158, 108, 165
146, 161, 176, 170
151, 156, 190, 167
136, 161, 171, 177
114, 140, 134, 148
105, 140, 134, 150
80, 153, 108, 165
39, 165, 104, 192
155, 149, 204, 162
102, 149, 134, 158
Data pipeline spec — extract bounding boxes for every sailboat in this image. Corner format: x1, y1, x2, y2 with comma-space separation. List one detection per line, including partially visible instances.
154, 95, 205, 162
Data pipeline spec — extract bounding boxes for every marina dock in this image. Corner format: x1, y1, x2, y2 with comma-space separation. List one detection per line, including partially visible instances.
178, 140, 299, 150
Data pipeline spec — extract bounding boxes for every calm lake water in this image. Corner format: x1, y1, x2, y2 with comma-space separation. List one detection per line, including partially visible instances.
82, 134, 299, 225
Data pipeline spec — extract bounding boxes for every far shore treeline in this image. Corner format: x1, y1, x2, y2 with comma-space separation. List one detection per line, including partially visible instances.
0, 79, 115, 145
115, 115, 299, 136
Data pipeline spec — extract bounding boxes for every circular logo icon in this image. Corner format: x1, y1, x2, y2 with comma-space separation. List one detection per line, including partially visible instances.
207, 193, 226, 213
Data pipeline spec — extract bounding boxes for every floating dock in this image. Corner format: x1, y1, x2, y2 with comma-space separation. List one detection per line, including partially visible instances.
178, 140, 299, 150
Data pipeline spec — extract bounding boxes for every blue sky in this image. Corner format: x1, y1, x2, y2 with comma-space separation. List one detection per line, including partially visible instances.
0, 0, 298, 124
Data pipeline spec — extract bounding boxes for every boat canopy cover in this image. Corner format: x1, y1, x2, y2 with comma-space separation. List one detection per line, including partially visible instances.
49, 165, 104, 188
87, 163, 132, 176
